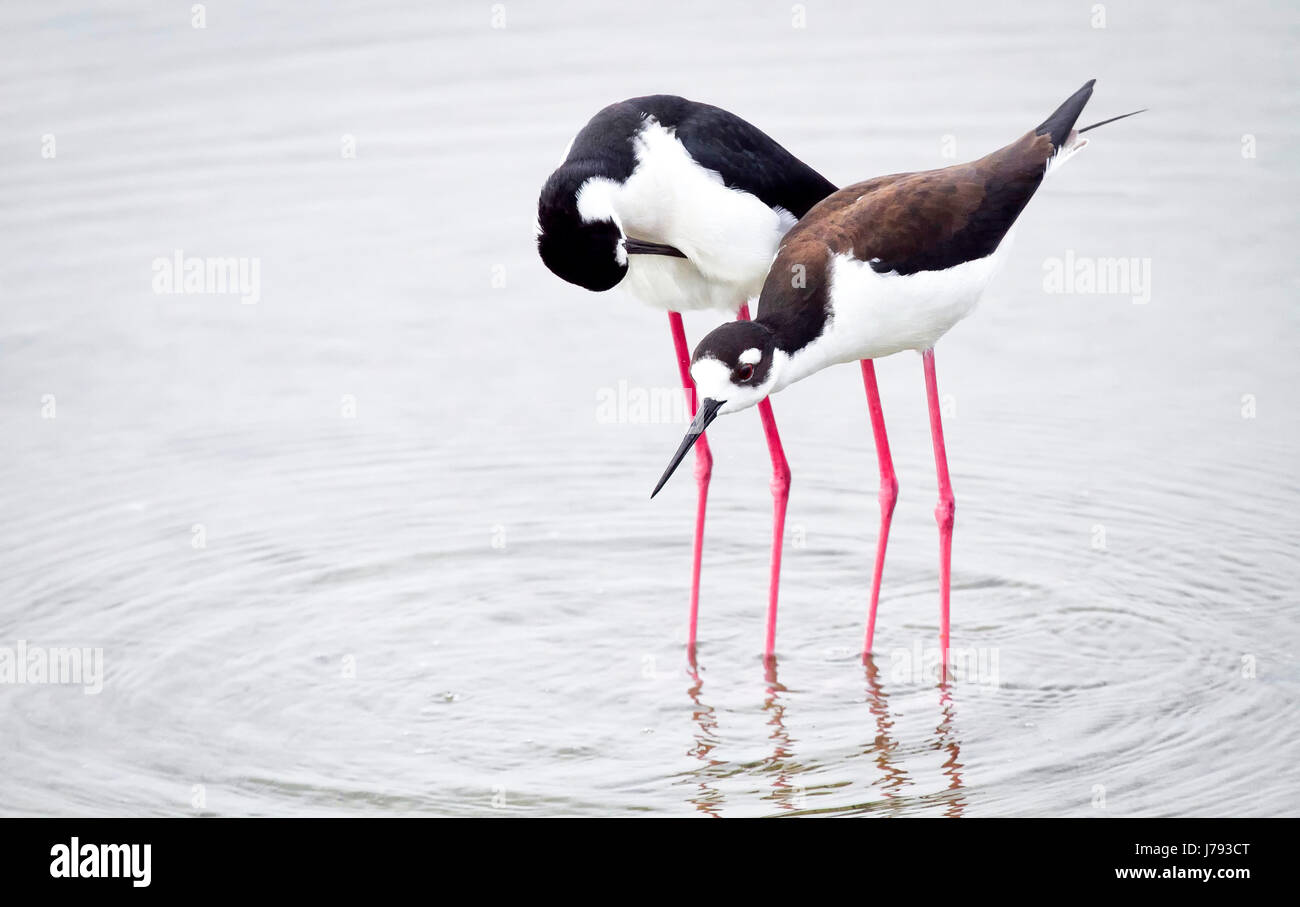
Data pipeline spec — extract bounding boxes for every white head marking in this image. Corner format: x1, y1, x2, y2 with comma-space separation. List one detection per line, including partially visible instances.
574, 177, 622, 228
689, 353, 783, 416
738, 348, 761, 366
688, 357, 731, 404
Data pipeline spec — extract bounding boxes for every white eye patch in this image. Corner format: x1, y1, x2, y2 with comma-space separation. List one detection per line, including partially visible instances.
689, 357, 734, 402
738, 348, 761, 365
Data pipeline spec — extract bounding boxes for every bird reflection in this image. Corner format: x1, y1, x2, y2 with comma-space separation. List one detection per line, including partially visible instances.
863, 655, 910, 809
678, 652, 968, 817
684, 664, 724, 817
934, 682, 966, 817
862, 654, 967, 817
762, 657, 801, 812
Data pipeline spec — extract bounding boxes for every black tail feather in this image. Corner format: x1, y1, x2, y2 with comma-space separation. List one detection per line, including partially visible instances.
1078, 108, 1147, 133
1035, 79, 1095, 148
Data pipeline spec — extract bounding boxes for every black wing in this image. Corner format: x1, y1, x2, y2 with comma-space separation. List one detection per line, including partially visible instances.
560, 95, 836, 217
644, 96, 838, 218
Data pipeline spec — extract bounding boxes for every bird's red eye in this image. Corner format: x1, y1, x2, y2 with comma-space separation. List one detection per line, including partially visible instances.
737, 365, 754, 382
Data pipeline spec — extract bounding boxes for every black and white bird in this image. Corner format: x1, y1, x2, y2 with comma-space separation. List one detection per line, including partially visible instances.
651, 80, 1143, 664
537, 95, 837, 657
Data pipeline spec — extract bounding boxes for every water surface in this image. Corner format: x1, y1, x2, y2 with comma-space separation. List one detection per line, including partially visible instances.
1, 0, 1297, 816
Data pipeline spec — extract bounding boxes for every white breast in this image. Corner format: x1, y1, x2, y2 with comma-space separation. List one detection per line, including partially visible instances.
621, 255, 759, 312
777, 236, 1012, 389
598, 119, 797, 313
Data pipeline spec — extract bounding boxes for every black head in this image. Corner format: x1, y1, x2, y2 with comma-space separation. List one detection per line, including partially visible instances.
537, 166, 628, 292
651, 320, 781, 498
536, 209, 627, 292
689, 320, 779, 401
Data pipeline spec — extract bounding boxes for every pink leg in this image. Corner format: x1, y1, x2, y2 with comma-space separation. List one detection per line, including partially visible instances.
860, 360, 898, 658
668, 312, 712, 656
738, 303, 790, 661
922, 349, 954, 666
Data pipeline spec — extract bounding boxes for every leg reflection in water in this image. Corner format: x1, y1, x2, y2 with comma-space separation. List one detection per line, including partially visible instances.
684, 665, 724, 818
863, 655, 967, 816
762, 658, 801, 812
864, 656, 910, 810
935, 681, 966, 818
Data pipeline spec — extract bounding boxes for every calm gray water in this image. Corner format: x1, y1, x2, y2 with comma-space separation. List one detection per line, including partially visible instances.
1, 0, 1298, 817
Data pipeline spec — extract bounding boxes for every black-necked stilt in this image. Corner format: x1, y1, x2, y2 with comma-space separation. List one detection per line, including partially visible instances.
537, 95, 837, 656
652, 80, 1143, 663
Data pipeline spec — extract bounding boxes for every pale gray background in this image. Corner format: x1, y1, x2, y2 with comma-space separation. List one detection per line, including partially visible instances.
1, 0, 1296, 816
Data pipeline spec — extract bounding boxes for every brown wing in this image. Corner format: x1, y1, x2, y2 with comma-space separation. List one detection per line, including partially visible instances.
791, 129, 1057, 276
753, 133, 1057, 352
755, 81, 1097, 350
783, 79, 1098, 276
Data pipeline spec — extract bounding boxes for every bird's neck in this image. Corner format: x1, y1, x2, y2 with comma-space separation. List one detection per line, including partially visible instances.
756, 305, 840, 393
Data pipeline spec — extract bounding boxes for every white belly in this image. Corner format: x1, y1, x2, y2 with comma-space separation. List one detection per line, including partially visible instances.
611, 120, 798, 313
621, 255, 764, 313
777, 237, 1012, 388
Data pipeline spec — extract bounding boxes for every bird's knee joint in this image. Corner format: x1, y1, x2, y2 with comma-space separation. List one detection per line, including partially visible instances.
878, 477, 899, 513
934, 495, 955, 529
770, 469, 791, 498
693, 457, 713, 484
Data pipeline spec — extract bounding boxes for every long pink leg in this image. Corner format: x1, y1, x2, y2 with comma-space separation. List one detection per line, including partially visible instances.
738, 303, 790, 661
668, 312, 712, 656
922, 349, 954, 666
860, 359, 898, 659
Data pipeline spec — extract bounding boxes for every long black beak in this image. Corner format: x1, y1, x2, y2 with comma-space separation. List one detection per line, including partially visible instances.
651, 398, 723, 498
624, 238, 687, 258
